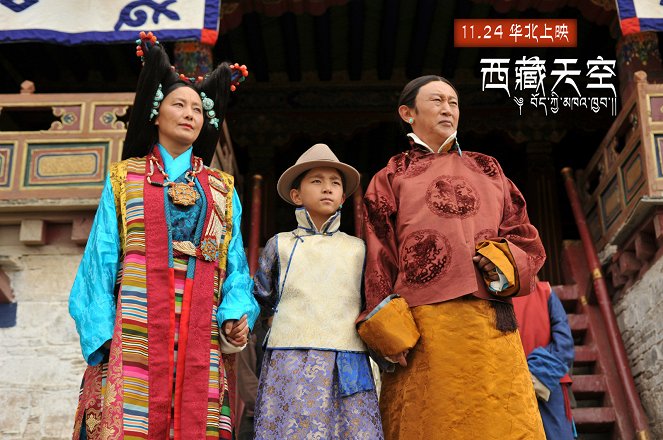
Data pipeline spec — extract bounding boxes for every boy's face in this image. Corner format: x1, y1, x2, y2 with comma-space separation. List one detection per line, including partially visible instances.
290, 167, 346, 220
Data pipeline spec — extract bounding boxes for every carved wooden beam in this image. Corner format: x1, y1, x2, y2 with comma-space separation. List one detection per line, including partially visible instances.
19, 219, 45, 246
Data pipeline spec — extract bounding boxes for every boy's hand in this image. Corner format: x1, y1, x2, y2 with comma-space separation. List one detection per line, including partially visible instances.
223, 315, 249, 347
386, 349, 409, 367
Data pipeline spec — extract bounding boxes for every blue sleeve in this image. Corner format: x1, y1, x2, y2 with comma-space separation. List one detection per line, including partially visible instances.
336, 352, 375, 397
68, 175, 119, 366
545, 291, 575, 369
217, 189, 260, 330
253, 235, 279, 315
527, 347, 569, 390
527, 290, 575, 388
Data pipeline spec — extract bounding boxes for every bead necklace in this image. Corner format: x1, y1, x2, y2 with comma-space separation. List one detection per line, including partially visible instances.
146, 154, 203, 206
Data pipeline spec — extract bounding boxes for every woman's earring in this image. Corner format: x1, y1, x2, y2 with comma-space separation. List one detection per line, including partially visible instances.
408, 117, 414, 124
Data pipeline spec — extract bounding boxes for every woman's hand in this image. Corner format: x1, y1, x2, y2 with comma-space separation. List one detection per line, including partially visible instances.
222, 315, 249, 347
386, 349, 410, 367
472, 254, 500, 281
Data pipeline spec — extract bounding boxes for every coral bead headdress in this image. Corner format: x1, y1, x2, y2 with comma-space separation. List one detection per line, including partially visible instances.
122, 31, 248, 165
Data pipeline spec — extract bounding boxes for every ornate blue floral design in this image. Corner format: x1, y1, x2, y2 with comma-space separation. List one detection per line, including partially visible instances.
0, 0, 39, 12
114, 0, 180, 31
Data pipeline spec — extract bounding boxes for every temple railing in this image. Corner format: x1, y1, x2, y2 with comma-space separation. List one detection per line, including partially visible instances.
574, 71, 663, 293
0, 91, 238, 212
0, 91, 238, 248
0, 92, 133, 211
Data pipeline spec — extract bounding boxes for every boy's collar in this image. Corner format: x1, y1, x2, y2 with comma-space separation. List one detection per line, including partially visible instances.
295, 207, 341, 235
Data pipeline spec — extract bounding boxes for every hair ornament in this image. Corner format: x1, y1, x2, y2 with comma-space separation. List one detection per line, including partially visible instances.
229, 63, 249, 91
200, 92, 219, 129
149, 83, 164, 121
135, 31, 159, 63
178, 73, 207, 85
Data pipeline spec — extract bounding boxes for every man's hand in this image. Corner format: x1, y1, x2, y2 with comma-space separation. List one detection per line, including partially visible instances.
472, 254, 500, 281
222, 315, 249, 347
386, 349, 410, 367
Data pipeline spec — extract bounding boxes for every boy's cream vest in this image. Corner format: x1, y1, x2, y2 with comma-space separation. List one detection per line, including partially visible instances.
266, 209, 367, 352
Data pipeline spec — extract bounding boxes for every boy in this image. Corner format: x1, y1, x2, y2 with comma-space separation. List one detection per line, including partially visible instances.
252, 144, 383, 439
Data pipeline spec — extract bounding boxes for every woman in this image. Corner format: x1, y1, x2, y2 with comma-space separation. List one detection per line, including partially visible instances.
68, 32, 259, 440
358, 76, 547, 439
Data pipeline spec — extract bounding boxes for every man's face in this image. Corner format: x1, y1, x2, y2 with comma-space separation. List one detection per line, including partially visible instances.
411, 81, 460, 146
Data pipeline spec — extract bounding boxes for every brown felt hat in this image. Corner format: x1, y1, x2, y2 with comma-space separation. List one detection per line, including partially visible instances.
277, 143, 360, 205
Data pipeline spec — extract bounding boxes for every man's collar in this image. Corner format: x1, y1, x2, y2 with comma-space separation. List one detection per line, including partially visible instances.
407, 132, 462, 156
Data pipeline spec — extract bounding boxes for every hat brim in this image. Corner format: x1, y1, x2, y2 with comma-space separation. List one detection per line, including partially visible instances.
277, 160, 360, 205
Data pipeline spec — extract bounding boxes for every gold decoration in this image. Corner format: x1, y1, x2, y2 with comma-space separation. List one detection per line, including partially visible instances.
38, 154, 97, 177
592, 268, 603, 280
85, 413, 101, 431
167, 182, 200, 206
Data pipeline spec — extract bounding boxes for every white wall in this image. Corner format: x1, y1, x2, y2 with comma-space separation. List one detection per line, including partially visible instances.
0, 225, 86, 439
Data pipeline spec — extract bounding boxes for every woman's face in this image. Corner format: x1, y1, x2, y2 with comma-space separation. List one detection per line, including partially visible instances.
407, 81, 459, 147
155, 86, 204, 152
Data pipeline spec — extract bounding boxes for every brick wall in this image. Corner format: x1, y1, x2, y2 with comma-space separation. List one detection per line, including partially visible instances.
614, 256, 663, 438
0, 225, 86, 439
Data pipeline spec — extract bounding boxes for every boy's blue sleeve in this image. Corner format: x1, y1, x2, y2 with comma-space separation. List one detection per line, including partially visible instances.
68, 175, 119, 366
253, 235, 279, 315
217, 189, 260, 329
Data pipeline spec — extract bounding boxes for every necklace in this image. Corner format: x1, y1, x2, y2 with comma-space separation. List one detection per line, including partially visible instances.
146, 154, 203, 206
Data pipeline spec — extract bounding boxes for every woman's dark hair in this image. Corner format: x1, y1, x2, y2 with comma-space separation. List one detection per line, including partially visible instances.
122, 45, 232, 165
397, 75, 458, 133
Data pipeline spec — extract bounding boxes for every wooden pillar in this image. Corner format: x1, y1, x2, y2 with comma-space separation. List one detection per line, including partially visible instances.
526, 142, 563, 284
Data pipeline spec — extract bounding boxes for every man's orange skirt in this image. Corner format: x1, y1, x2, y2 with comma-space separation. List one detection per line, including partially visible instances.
379, 296, 545, 440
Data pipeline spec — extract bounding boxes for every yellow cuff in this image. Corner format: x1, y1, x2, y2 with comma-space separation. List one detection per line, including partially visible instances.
476, 240, 519, 297
358, 297, 420, 357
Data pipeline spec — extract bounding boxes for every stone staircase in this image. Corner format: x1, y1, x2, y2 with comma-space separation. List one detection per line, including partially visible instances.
554, 241, 635, 440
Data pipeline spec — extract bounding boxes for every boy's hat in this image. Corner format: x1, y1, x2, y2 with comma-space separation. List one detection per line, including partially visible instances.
277, 143, 360, 205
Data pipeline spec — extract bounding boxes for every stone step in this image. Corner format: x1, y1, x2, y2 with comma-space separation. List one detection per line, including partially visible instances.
553, 283, 580, 311
573, 345, 599, 376
568, 313, 589, 342
572, 374, 607, 399
574, 345, 598, 364
573, 407, 616, 433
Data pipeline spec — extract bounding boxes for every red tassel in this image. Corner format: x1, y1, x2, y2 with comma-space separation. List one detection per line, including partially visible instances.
562, 383, 573, 421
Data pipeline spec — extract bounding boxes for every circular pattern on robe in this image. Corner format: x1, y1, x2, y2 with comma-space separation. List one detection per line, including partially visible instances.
364, 193, 395, 240
474, 228, 496, 243
391, 154, 408, 176
392, 152, 434, 179
403, 155, 434, 178
365, 268, 393, 301
463, 152, 500, 179
425, 176, 480, 218
400, 229, 452, 288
